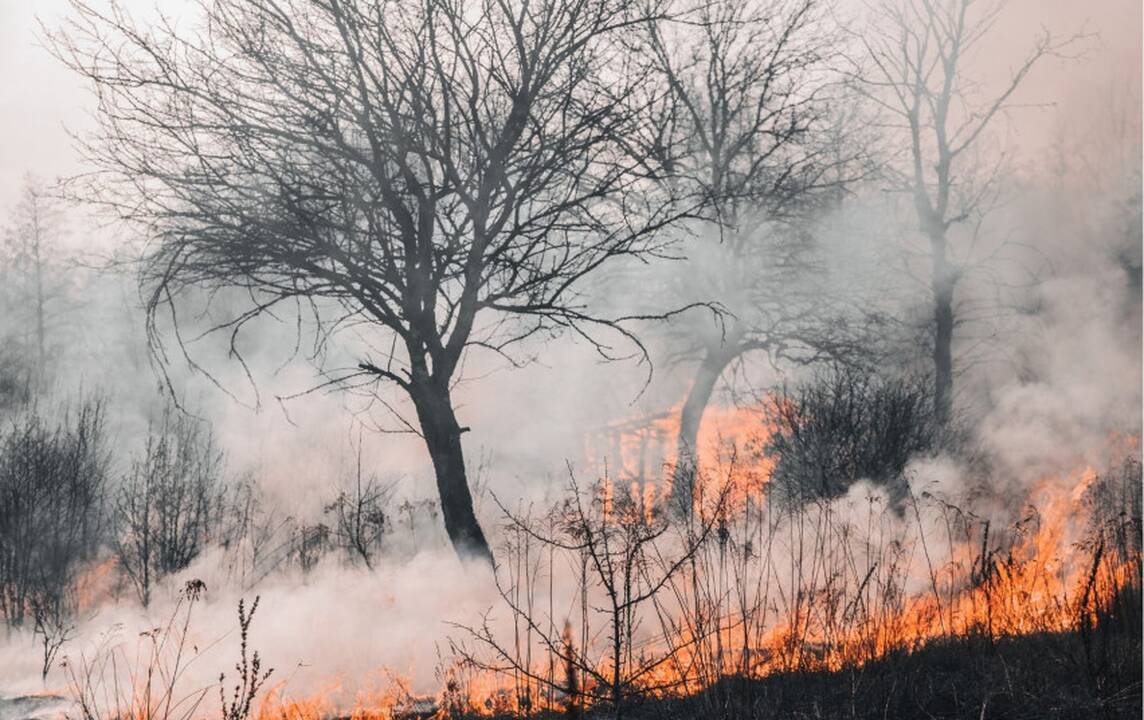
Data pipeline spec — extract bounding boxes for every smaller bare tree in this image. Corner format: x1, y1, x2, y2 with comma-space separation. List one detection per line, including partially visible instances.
218, 475, 297, 590
2, 175, 72, 397
114, 407, 226, 607
293, 523, 331, 575
454, 470, 728, 719
0, 400, 107, 628
32, 592, 75, 682
764, 365, 939, 508
325, 449, 397, 570
853, 0, 1081, 423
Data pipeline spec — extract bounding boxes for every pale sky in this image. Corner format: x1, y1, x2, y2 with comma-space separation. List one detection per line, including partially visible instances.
0, 0, 1139, 214
0, 0, 87, 204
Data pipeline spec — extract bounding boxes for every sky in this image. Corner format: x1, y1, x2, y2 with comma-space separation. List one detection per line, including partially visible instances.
0, 0, 1140, 212
0, 0, 91, 205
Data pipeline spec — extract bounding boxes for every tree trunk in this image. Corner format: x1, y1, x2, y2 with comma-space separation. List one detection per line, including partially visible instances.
32, 205, 45, 378
670, 345, 736, 515
930, 235, 955, 425
409, 380, 495, 567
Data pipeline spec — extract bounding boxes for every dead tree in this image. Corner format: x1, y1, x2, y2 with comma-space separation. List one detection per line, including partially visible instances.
453, 471, 727, 719
0, 401, 108, 629
32, 593, 75, 682
217, 474, 297, 590
325, 449, 396, 570
2, 175, 68, 398
854, 0, 1076, 424
639, 0, 869, 510
53, 0, 691, 565
763, 365, 938, 508
114, 407, 225, 607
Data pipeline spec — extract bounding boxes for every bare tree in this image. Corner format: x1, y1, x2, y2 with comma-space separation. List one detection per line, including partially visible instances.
218, 474, 298, 590
32, 592, 75, 682
454, 471, 728, 719
854, 0, 1076, 423
53, 0, 691, 565
325, 449, 396, 569
114, 407, 225, 607
637, 0, 870, 510
293, 522, 331, 575
0, 400, 107, 629
2, 175, 69, 398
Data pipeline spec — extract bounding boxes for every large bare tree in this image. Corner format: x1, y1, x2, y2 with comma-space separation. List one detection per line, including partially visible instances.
640, 0, 867, 507
53, 0, 687, 565
855, 0, 1074, 424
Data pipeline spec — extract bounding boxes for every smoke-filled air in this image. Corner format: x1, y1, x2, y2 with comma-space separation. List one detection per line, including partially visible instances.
0, 0, 1140, 718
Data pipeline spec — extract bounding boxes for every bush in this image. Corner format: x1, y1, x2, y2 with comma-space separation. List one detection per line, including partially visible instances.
0, 400, 108, 627
114, 406, 226, 607
324, 461, 396, 570
764, 365, 938, 508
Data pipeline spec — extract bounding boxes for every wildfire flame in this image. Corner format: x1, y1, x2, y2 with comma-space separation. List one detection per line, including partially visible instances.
260, 415, 1139, 718
587, 402, 778, 518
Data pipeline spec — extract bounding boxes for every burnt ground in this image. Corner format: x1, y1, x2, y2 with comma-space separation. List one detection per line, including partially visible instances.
642, 629, 1142, 720
458, 624, 1141, 720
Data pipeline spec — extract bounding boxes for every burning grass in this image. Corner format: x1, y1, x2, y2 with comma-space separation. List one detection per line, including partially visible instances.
354, 440, 1138, 718
48, 416, 1144, 720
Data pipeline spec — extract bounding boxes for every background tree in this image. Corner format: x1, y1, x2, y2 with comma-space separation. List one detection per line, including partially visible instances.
114, 408, 225, 607
325, 449, 396, 569
0, 401, 107, 628
218, 474, 298, 590
764, 364, 937, 508
54, 0, 690, 565
639, 0, 869, 508
854, 0, 1075, 424
1, 175, 70, 400
1044, 72, 1142, 314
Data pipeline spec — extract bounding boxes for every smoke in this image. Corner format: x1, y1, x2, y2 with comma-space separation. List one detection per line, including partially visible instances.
0, 0, 1139, 712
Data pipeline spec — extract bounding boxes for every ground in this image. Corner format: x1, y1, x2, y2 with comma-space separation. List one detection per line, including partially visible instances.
460, 625, 1141, 720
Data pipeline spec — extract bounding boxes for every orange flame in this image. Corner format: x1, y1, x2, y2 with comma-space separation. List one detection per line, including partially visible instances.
259, 421, 1140, 718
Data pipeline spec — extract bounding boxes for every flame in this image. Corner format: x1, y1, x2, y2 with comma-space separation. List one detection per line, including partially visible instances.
257, 675, 433, 720
74, 556, 120, 613
226, 418, 1143, 718
586, 402, 777, 516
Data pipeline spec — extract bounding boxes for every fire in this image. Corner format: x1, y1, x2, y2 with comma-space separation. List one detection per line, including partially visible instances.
257, 675, 434, 720
245, 421, 1142, 718
74, 557, 120, 614
586, 402, 777, 515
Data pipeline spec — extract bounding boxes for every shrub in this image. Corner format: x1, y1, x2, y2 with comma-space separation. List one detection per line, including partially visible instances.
114, 406, 226, 607
0, 400, 108, 627
764, 365, 938, 507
